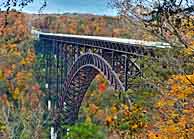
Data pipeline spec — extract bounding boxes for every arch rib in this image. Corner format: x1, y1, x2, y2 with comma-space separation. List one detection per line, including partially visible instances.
60, 52, 124, 124
65, 52, 125, 92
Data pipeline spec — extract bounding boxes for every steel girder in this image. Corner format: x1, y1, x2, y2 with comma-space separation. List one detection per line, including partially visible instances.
39, 35, 155, 57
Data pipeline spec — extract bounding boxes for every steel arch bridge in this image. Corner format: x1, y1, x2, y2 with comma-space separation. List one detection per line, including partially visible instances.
33, 30, 169, 136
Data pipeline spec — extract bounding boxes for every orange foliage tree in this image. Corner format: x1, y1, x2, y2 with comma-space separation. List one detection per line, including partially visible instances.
0, 10, 30, 41
0, 11, 46, 138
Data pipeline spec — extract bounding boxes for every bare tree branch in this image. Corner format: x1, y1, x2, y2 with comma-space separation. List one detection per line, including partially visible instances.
0, 0, 47, 13
111, 0, 194, 48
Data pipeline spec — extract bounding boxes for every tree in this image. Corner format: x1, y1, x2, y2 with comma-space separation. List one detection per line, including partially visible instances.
0, 11, 48, 138
111, 0, 194, 48
148, 73, 194, 139
110, 5, 194, 128
0, 10, 30, 41
0, 0, 46, 12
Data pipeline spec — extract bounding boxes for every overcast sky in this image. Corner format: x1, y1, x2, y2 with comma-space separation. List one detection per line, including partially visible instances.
20, 0, 117, 16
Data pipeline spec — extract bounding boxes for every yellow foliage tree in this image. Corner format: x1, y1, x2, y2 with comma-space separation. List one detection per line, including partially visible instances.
152, 73, 194, 139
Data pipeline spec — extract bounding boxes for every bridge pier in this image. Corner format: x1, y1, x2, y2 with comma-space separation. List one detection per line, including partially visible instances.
124, 55, 129, 91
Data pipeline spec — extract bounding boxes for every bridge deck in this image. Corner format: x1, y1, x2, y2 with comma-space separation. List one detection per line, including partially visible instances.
33, 30, 170, 57
33, 30, 170, 48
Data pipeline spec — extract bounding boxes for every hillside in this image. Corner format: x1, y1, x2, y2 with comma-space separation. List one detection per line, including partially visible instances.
31, 13, 158, 41
0, 10, 158, 41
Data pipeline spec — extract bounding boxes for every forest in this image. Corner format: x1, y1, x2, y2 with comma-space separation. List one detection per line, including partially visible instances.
0, 0, 194, 139
31, 13, 156, 41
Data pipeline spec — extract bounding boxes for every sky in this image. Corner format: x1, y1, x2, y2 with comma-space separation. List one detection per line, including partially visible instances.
21, 0, 117, 16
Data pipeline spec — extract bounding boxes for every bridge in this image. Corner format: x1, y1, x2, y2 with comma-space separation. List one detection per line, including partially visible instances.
33, 30, 170, 137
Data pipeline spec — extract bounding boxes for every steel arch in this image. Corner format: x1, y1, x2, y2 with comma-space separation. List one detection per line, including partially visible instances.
60, 53, 124, 124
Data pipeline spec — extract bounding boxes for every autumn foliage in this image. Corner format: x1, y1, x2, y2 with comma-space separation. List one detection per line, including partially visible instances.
0, 9, 193, 139
0, 10, 30, 41
32, 14, 157, 41
0, 11, 46, 138
150, 73, 194, 139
